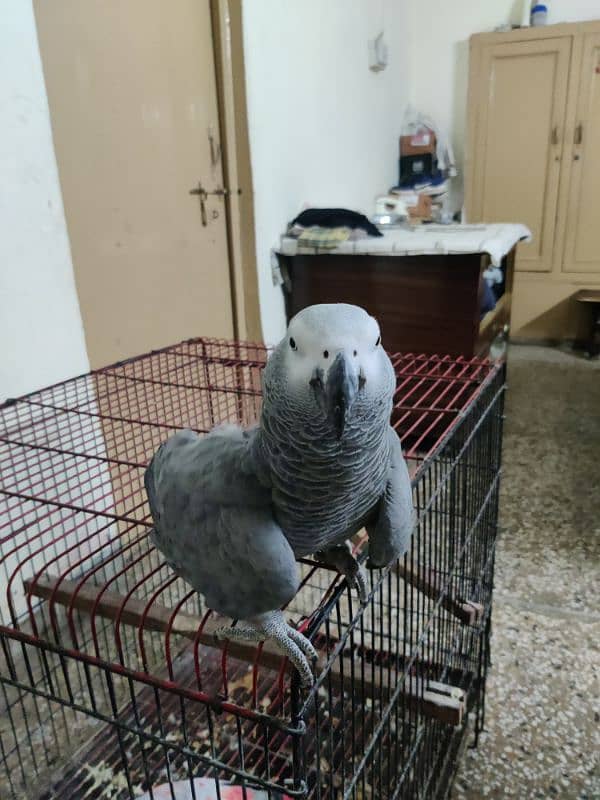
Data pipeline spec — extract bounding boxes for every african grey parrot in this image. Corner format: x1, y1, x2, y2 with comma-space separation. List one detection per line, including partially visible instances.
144, 304, 414, 686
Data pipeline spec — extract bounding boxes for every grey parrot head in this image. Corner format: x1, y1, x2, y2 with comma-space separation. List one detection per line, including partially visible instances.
263, 304, 396, 440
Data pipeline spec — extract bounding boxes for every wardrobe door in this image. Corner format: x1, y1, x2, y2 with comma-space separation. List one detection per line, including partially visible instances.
470, 37, 572, 272
562, 33, 600, 275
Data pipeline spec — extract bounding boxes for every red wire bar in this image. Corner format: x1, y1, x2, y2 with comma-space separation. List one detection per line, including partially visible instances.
0, 338, 499, 716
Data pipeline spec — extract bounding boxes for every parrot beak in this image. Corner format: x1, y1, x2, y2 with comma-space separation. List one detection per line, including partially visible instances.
324, 353, 360, 439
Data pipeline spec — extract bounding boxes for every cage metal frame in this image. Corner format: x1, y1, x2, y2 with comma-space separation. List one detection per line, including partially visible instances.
0, 337, 505, 799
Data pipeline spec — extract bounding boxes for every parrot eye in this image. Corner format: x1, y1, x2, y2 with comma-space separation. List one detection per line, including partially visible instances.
323, 350, 329, 359
289, 337, 297, 351
375, 336, 381, 347
353, 350, 357, 357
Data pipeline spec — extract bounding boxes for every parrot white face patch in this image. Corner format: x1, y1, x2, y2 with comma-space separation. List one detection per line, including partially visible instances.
283, 303, 387, 396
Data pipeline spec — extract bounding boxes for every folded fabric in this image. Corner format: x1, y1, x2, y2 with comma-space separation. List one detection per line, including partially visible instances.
278, 222, 532, 267
480, 278, 497, 318
286, 223, 307, 238
288, 222, 368, 241
347, 227, 370, 241
483, 266, 503, 286
291, 208, 382, 237
297, 225, 351, 249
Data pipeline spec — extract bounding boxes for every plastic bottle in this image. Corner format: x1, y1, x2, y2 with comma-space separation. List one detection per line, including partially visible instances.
531, 4, 548, 26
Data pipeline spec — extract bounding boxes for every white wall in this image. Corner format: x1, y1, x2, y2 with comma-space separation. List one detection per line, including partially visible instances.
242, 0, 410, 344
0, 1, 89, 402
405, 0, 600, 207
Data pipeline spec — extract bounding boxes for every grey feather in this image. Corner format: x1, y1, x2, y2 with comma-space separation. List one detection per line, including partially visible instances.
145, 426, 299, 619
366, 427, 416, 567
252, 344, 394, 555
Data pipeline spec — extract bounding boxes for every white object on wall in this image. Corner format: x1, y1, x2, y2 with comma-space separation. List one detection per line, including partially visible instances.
0, 0, 89, 402
242, 0, 409, 344
369, 32, 389, 72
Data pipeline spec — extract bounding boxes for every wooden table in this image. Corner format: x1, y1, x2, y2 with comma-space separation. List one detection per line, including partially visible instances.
277, 248, 516, 359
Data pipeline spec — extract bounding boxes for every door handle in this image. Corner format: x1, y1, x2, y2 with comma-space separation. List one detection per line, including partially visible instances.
189, 182, 208, 226
189, 182, 229, 227
574, 122, 583, 145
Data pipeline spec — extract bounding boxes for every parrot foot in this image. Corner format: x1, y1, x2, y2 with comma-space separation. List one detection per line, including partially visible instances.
316, 542, 369, 605
214, 610, 317, 688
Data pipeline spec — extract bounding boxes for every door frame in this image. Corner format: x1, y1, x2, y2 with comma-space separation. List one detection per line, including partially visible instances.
211, 0, 262, 342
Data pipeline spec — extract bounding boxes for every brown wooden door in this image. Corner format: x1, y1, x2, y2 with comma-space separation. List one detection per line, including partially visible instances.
562, 33, 600, 274
470, 37, 572, 272
34, 0, 234, 367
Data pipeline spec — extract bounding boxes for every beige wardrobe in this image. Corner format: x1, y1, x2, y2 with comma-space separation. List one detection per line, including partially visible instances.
466, 20, 600, 341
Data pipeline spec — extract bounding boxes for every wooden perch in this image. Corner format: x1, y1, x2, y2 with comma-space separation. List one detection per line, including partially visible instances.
348, 532, 483, 625
24, 574, 465, 725
394, 562, 484, 626
404, 677, 465, 726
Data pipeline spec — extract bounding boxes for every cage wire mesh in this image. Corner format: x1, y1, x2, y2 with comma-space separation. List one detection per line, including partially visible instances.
0, 337, 505, 800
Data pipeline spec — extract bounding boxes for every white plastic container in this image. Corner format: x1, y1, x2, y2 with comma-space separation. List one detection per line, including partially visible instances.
531, 4, 548, 26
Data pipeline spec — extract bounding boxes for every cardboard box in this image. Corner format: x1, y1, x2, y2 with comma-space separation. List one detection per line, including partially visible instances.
407, 193, 433, 220
400, 130, 437, 157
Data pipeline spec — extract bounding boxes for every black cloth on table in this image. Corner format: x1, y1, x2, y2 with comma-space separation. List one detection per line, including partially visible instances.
290, 208, 382, 237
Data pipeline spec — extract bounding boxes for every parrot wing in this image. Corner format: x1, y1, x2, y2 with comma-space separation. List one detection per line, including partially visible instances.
144, 427, 300, 620
366, 426, 416, 567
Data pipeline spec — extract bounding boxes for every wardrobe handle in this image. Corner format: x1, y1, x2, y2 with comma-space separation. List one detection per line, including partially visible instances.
551, 125, 559, 145
574, 123, 583, 145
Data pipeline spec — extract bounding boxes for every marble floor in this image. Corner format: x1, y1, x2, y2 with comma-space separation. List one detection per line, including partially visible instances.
453, 345, 600, 799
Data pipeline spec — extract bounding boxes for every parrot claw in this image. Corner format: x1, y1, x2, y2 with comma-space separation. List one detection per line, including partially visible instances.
214, 610, 317, 688
349, 564, 369, 605
316, 542, 369, 606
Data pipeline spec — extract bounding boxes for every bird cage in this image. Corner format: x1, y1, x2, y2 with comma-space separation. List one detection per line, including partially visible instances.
0, 338, 505, 800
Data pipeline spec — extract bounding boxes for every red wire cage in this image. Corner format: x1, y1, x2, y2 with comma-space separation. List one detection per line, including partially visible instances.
0, 337, 505, 800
